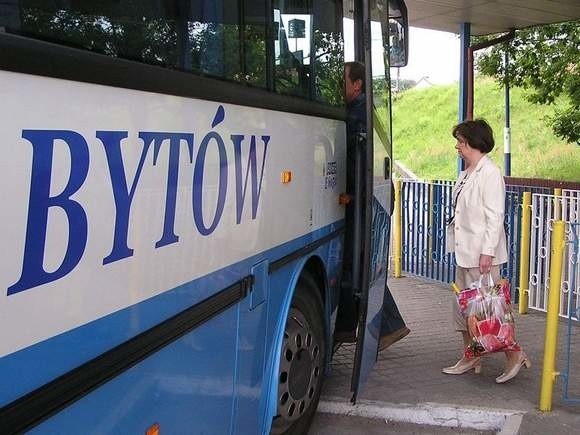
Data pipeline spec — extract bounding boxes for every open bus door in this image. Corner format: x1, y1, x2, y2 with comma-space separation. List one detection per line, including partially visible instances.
350, 0, 408, 403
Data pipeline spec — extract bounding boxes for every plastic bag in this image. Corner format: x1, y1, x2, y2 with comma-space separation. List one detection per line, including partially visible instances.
454, 274, 520, 357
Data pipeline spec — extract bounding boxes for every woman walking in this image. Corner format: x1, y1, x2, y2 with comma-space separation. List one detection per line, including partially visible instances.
443, 119, 530, 383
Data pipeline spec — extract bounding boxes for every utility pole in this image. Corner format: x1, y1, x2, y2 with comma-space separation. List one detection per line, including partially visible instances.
504, 47, 512, 176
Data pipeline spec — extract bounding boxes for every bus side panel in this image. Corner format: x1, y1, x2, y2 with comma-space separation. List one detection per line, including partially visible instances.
24, 238, 340, 435
0, 69, 345, 405
0, 260, 252, 407
28, 305, 239, 435
0, 66, 345, 433
233, 261, 270, 433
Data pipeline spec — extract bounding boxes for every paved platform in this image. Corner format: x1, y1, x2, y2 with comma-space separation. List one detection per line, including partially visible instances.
312, 276, 580, 434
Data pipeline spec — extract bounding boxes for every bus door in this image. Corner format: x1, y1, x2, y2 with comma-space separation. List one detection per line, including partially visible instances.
351, 0, 408, 402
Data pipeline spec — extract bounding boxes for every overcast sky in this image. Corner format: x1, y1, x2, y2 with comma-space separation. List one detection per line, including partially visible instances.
394, 27, 460, 85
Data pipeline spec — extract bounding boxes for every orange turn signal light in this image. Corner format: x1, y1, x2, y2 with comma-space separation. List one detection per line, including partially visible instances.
281, 170, 292, 184
146, 423, 160, 435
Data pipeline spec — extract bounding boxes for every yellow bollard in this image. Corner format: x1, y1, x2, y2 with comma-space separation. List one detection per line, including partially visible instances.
394, 179, 402, 278
518, 192, 532, 314
539, 220, 566, 412
554, 188, 562, 221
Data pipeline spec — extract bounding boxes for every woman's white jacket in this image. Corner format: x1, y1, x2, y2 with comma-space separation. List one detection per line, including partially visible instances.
446, 155, 508, 268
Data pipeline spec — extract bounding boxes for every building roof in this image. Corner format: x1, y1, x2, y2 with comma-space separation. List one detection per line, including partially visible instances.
406, 0, 580, 36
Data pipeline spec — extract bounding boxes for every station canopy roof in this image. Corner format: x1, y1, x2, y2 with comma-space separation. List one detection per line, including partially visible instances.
405, 0, 580, 36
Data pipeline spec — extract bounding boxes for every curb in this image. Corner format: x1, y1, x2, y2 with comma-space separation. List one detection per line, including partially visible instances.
318, 397, 524, 433
498, 414, 524, 435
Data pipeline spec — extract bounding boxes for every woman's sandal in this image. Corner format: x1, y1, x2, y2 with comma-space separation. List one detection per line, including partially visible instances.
442, 357, 482, 375
495, 353, 531, 383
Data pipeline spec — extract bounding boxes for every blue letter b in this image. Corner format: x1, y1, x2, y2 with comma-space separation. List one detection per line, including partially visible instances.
8, 130, 89, 295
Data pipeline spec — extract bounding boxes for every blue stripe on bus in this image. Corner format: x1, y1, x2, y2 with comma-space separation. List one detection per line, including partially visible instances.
0, 221, 343, 406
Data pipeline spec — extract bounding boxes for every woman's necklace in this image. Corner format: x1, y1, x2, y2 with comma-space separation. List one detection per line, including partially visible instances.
453, 170, 470, 207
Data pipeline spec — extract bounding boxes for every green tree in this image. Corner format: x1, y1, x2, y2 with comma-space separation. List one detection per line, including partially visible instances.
313, 30, 344, 106
476, 21, 580, 144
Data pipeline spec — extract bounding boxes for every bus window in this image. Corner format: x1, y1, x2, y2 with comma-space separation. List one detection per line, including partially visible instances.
273, 0, 312, 98
312, 0, 344, 106
243, 2, 268, 87
273, 0, 344, 103
1, 0, 268, 86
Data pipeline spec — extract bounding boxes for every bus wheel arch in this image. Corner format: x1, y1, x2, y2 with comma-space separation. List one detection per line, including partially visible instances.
269, 257, 328, 435
302, 256, 328, 311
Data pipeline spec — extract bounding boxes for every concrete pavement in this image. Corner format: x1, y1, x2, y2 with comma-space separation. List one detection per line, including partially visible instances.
311, 276, 580, 434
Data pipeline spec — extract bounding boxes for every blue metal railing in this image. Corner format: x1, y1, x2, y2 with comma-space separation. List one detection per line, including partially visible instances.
400, 179, 556, 299
502, 189, 522, 290
401, 180, 454, 284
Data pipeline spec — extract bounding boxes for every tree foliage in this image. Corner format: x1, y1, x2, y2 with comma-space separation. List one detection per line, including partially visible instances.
313, 30, 344, 106
475, 22, 580, 144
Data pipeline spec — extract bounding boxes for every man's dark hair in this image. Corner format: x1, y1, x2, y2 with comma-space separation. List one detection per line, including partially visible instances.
452, 119, 495, 153
345, 61, 365, 89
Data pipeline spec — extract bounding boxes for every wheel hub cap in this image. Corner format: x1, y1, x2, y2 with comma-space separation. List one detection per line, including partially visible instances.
276, 307, 322, 424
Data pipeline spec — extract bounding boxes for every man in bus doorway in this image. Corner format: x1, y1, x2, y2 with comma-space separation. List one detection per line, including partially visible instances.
335, 61, 410, 352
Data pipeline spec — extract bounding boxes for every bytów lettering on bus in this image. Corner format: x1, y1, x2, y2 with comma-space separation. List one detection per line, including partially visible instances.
8, 106, 269, 295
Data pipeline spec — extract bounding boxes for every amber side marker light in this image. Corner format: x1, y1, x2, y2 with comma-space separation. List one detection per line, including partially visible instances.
281, 170, 292, 184
146, 423, 160, 435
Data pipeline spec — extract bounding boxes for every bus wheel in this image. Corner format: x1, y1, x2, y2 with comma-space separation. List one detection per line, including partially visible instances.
271, 273, 326, 435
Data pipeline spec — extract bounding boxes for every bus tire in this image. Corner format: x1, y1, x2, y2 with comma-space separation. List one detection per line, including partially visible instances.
270, 272, 326, 435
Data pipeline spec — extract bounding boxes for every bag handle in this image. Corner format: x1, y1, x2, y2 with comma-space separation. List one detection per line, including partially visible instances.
478, 273, 494, 289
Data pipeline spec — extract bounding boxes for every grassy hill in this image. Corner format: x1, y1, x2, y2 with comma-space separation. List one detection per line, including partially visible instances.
390, 77, 580, 181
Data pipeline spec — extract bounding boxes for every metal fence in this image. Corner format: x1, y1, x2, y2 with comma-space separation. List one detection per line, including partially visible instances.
400, 179, 544, 287
399, 179, 580, 310
401, 180, 454, 283
528, 192, 580, 320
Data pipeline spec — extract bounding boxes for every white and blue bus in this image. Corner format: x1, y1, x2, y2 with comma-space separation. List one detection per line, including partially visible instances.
0, 1, 407, 433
